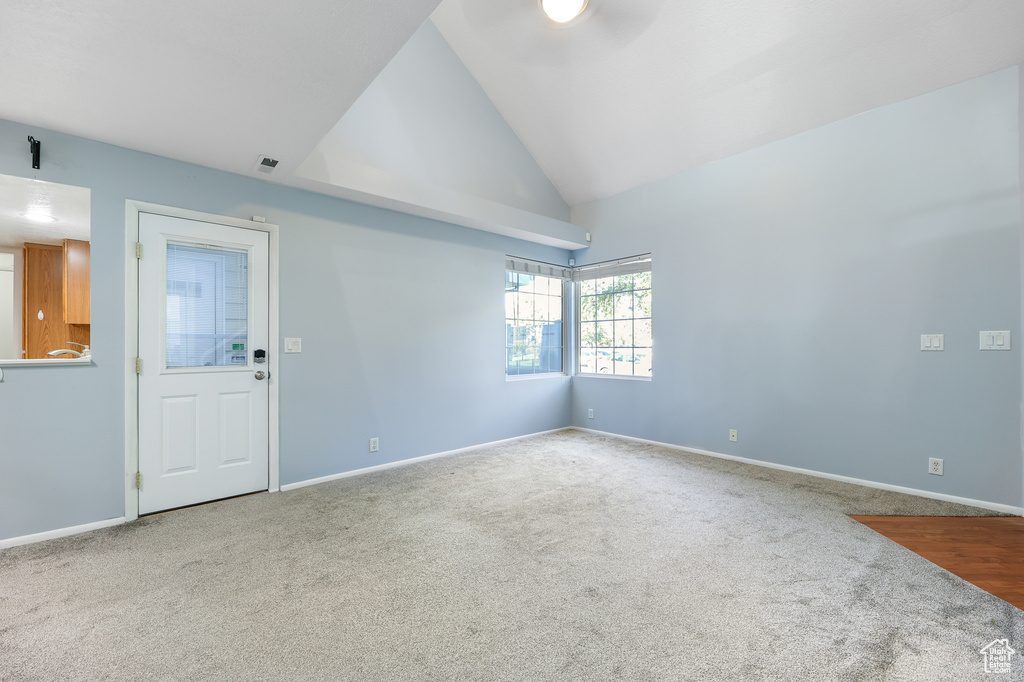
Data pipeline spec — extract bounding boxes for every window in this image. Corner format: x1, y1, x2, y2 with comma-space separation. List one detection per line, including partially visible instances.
576, 254, 652, 377
165, 242, 249, 368
505, 257, 571, 376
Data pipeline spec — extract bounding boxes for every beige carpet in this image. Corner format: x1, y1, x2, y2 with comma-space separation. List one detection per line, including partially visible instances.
1, 430, 1020, 681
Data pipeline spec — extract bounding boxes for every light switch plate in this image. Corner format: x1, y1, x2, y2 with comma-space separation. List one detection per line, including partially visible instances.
284, 337, 302, 353
920, 334, 943, 351
979, 331, 1011, 351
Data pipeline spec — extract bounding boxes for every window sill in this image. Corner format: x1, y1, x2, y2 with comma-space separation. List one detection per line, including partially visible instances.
505, 372, 568, 382
574, 373, 651, 381
0, 357, 93, 367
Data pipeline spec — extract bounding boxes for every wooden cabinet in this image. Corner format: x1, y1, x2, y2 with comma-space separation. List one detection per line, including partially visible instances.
63, 239, 90, 324
22, 242, 90, 359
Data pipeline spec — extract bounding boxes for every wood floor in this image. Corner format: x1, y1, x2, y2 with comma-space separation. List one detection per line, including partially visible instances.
851, 515, 1024, 610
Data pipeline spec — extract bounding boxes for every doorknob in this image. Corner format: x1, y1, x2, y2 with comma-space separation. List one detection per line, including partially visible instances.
255, 370, 269, 380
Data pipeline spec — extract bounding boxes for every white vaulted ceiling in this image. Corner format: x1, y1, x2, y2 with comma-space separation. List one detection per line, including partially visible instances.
0, 0, 441, 180
0, 0, 1022, 225
432, 0, 1024, 206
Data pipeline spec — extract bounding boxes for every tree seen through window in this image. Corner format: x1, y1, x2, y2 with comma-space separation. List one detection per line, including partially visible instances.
578, 271, 651, 376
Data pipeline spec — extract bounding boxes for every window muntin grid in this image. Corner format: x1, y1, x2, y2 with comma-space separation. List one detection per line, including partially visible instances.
577, 271, 651, 377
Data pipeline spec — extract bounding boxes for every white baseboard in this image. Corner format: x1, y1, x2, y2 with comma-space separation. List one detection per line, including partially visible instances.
1, 428, 574, 548
574, 428, 1024, 516
0, 516, 127, 550
10, 425, 1011, 549
280, 427, 573, 492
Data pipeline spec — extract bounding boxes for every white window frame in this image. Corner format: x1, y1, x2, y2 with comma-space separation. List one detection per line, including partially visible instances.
505, 256, 571, 380
573, 254, 652, 380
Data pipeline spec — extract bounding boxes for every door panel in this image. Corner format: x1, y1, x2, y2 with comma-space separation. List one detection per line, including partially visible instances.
139, 212, 269, 515
161, 395, 198, 474
219, 392, 252, 466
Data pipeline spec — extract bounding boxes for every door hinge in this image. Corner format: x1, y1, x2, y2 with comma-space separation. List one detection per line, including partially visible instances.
136, 242, 142, 259
136, 472, 142, 489
136, 357, 141, 374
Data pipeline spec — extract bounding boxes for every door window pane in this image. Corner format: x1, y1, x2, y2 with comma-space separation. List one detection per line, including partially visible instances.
165, 242, 248, 368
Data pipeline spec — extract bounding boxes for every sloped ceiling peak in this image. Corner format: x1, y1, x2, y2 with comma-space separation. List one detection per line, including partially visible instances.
432, 0, 1024, 206
299, 19, 570, 221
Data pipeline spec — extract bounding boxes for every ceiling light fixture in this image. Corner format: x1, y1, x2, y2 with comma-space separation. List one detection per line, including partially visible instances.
22, 210, 56, 223
540, 0, 588, 23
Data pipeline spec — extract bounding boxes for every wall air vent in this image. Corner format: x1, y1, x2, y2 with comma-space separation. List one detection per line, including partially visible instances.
255, 155, 279, 174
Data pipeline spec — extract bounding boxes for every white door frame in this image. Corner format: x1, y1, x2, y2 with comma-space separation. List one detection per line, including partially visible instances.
124, 201, 280, 521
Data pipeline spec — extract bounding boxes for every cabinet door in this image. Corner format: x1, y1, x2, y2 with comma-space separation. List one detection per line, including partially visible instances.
23, 243, 89, 359
23, 244, 63, 359
63, 239, 90, 324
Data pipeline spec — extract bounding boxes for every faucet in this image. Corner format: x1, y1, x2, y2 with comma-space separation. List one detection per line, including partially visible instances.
47, 342, 90, 359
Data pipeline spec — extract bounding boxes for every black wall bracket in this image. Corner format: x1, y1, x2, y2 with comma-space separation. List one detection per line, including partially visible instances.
27, 136, 40, 169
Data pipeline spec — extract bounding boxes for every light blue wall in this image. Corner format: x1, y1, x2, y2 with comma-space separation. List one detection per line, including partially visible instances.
3, 65, 1020, 543
571, 67, 1024, 507
0, 118, 571, 542
300, 19, 569, 222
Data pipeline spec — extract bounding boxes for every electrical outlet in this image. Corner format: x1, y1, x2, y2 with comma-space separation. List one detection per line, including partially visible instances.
729, 429, 738, 442
369, 437, 379, 453
928, 457, 943, 476
588, 409, 594, 419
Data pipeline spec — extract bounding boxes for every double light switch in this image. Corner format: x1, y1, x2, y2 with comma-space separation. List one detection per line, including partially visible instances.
921, 332, 1013, 351
979, 331, 1010, 351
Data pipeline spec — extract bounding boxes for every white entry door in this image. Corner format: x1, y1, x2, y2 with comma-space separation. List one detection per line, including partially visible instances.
138, 212, 270, 515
